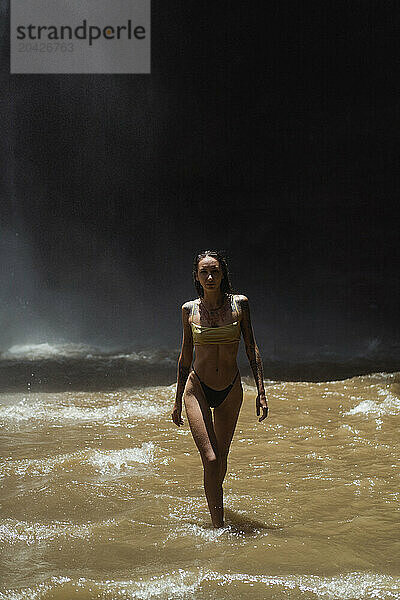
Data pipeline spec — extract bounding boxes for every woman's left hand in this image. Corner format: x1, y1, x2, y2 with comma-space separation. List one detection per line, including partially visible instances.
171, 401, 184, 427
256, 393, 268, 422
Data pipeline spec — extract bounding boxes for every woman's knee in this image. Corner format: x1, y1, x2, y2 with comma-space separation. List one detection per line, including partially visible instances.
202, 450, 220, 471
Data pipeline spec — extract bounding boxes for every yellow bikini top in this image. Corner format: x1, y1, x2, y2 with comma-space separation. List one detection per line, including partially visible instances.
190, 296, 241, 345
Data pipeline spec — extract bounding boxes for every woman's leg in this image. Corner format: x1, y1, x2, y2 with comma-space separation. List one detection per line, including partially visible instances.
183, 373, 224, 527
213, 375, 243, 489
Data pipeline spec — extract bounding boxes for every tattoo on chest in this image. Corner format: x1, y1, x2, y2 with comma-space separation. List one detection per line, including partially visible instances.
196, 295, 234, 327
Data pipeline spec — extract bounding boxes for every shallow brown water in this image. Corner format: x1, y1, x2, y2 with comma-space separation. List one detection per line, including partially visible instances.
0, 370, 399, 599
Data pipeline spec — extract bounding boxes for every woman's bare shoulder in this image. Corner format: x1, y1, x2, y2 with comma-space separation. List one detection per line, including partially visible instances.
181, 299, 198, 313
233, 294, 249, 305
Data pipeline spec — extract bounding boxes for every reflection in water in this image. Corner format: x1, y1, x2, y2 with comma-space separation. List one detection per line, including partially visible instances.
0, 350, 399, 599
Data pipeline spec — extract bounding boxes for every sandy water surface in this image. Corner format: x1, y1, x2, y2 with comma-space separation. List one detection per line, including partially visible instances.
0, 365, 399, 599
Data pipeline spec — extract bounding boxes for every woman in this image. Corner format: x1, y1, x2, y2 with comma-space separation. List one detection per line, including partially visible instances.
171, 250, 268, 528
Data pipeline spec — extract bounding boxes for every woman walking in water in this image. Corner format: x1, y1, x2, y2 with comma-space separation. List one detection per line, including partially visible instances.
172, 250, 268, 528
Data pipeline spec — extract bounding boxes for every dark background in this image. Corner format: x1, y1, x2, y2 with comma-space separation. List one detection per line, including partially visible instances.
1, 1, 399, 364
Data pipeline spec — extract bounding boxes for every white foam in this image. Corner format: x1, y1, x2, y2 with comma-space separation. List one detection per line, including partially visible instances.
88, 443, 155, 475
165, 522, 231, 544
345, 388, 400, 418
2, 342, 99, 360
0, 519, 95, 545
0, 442, 156, 481
0, 515, 158, 548
0, 570, 399, 600
1, 343, 177, 365
0, 394, 170, 429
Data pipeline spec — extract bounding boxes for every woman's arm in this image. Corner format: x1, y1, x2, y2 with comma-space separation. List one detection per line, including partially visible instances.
172, 302, 194, 426
239, 295, 268, 422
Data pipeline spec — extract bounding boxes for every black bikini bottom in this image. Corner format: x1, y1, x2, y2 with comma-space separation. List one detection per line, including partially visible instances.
192, 369, 240, 408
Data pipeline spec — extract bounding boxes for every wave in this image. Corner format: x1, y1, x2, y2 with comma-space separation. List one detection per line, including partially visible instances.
0, 342, 399, 392
0, 514, 159, 550
0, 343, 178, 392
0, 570, 399, 599
0, 389, 173, 430
1, 343, 177, 363
0, 442, 157, 480
345, 387, 400, 418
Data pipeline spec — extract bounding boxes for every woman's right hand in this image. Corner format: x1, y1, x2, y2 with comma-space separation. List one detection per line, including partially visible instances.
256, 393, 269, 422
171, 401, 184, 427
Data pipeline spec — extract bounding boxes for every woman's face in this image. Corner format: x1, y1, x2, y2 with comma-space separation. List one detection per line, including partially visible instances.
196, 256, 223, 292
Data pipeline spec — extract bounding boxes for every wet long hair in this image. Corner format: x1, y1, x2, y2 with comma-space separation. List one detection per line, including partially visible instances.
192, 250, 233, 298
